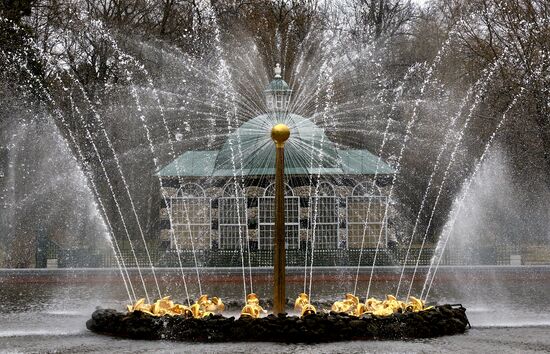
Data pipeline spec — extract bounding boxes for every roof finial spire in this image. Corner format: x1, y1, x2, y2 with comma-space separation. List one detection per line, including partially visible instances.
274, 63, 282, 79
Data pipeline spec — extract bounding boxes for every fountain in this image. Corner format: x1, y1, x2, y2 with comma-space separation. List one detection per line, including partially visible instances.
6, 1, 549, 348
86, 110, 470, 342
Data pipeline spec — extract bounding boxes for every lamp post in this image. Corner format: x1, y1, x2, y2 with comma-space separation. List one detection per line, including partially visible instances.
271, 123, 290, 314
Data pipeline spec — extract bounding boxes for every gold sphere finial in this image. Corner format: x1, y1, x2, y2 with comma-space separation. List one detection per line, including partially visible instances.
271, 124, 290, 147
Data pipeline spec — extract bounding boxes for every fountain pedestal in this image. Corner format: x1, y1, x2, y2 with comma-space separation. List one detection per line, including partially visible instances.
271, 123, 290, 315
86, 304, 470, 342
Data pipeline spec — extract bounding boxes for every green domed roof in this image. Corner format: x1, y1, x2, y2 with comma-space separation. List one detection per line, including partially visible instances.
265, 78, 291, 92
213, 113, 340, 176
156, 64, 395, 178
157, 116, 395, 177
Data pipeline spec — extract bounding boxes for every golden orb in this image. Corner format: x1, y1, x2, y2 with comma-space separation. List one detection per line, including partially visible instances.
271, 124, 290, 147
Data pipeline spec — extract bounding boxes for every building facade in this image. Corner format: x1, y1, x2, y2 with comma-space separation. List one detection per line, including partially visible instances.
157, 65, 396, 251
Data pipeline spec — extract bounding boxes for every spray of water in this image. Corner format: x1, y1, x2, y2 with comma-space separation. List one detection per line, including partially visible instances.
395, 55, 503, 298
91, 24, 196, 303
204, 1, 251, 300
0, 20, 136, 302
405, 55, 502, 300
352, 63, 423, 296
421, 87, 527, 302
364, 28, 459, 301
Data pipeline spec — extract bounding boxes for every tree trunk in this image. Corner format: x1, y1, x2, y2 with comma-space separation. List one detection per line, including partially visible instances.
534, 89, 550, 189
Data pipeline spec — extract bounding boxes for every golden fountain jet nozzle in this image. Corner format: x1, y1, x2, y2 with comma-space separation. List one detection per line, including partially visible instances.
294, 292, 310, 311
126, 294, 225, 318
331, 293, 361, 315
241, 293, 266, 319
207, 297, 225, 312
193, 294, 225, 317
301, 303, 317, 317
294, 293, 317, 316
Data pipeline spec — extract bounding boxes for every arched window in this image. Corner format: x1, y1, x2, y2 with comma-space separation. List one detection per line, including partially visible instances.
310, 182, 339, 249
258, 183, 300, 249
170, 183, 211, 250
218, 182, 247, 249
176, 183, 206, 197
347, 182, 388, 248
222, 183, 244, 197
263, 183, 294, 196
317, 182, 335, 196
351, 182, 381, 197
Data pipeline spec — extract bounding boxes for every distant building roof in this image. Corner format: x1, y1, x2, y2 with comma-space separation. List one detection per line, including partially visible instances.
264, 78, 291, 92
157, 113, 394, 178
157, 150, 219, 177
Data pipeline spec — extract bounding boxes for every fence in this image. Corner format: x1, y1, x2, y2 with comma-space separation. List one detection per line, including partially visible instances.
50, 242, 549, 268
55, 247, 437, 268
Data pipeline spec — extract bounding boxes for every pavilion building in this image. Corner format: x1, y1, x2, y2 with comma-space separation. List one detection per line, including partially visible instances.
157, 64, 396, 252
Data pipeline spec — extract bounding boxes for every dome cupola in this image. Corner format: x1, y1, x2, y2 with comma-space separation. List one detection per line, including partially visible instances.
213, 113, 341, 176
264, 64, 292, 112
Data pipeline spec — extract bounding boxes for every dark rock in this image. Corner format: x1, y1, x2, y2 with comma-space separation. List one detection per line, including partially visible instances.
349, 319, 366, 329
86, 304, 469, 343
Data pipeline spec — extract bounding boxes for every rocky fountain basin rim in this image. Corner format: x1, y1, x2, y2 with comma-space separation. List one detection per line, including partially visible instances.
86, 304, 470, 342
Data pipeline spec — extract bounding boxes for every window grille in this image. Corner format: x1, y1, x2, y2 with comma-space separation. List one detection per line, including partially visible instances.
276, 94, 285, 110
258, 183, 299, 249
219, 183, 247, 249
309, 182, 339, 249
347, 183, 387, 248
170, 183, 211, 250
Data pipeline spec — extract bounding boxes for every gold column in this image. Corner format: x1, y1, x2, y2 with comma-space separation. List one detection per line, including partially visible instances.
271, 123, 290, 314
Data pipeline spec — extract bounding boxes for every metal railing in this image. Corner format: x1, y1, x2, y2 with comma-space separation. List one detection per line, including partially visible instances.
44, 244, 548, 268
56, 247, 434, 268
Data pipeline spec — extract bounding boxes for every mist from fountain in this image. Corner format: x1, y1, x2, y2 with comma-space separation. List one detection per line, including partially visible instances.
400, 54, 504, 299
362, 23, 463, 301
422, 49, 548, 301
207, 2, 253, 301
0, 25, 143, 304
421, 86, 528, 302
89, 21, 198, 304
